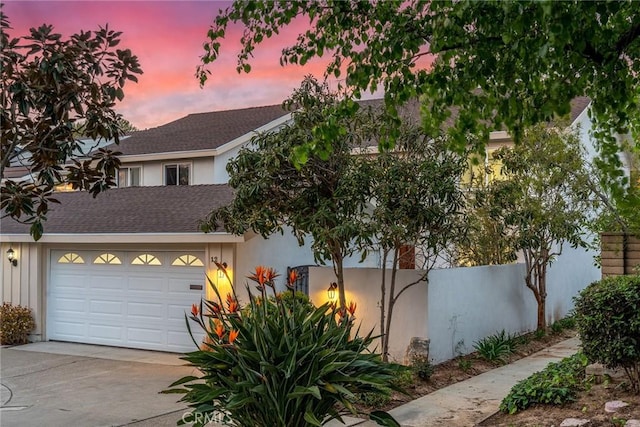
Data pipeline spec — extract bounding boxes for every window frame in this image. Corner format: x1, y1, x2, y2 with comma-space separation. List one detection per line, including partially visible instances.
163, 162, 191, 186
118, 166, 142, 187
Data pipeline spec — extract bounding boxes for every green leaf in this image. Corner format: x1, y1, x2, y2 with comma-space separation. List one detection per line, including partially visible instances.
370, 411, 401, 427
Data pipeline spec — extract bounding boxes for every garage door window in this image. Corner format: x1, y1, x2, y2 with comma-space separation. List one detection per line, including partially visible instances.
131, 254, 162, 265
171, 254, 204, 267
57, 252, 85, 264
93, 253, 122, 265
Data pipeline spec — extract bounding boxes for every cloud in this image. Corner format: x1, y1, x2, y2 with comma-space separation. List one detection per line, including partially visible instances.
2, 1, 417, 130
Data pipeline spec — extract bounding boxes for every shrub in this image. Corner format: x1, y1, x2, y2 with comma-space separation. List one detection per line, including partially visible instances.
499, 353, 588, 414
410, 354, 434, 381
457, 358, 473, 373
164, 267, 404, 427
473, 330, 515, 364
551, 315, 576, 334
357, 389, 392, 408
357, 366, 413, 408
574, 274, 640, 393
0, 302, 35, 345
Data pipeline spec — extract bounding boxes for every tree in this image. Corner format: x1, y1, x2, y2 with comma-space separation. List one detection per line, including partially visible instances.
457, 158, 518, 267
1, 10, 142, 240
199, 1, 638, 198
487, 124, 594, 331
201, 77, 373, 309
366, 131, 467, 361
72, 117, 139, 138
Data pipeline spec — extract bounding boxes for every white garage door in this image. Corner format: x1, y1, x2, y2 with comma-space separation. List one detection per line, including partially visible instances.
48, 250, 206, 353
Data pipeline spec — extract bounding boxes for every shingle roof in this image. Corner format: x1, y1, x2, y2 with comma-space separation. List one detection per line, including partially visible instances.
110, 104, 289, 156
358, 96, 590, 131
569, 96, 591, 122
100, 97, 590, 157
0, 185, 233, 235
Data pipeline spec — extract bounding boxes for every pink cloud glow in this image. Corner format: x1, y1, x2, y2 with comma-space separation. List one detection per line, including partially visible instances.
1, 1, 421, 130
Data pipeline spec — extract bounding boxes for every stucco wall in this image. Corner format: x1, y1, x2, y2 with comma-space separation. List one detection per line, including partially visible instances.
307, 266, 428, 364
234, 228, 380, 296
308, 244, 600, 364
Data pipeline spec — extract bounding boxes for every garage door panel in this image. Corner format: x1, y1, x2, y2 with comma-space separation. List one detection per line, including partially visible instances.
49, 249, 205, 353
89, 299, 124, 315
51, 297, 86, 314
50, 321, 87, 339
128, 276, 166, 293
52, 273, 89, 290
127, 302, 164, 319
88, 323, 124, 341
91, 275, 127, 291
168, 330, 199, 350
167, 304, 194, 321
127, 327, 164, 346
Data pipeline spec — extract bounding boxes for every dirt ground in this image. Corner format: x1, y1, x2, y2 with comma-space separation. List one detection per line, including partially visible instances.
378, 328, 578, 412
369, 327, 640, 426
480, 380, 640, 426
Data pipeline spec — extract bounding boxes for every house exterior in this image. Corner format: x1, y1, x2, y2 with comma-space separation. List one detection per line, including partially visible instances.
0, 98, 598, 353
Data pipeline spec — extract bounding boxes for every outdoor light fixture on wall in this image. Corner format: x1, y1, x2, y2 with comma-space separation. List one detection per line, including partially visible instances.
218, 262, 228, 279
327, 282, 338, 300
7, 248, 17, 267
212, 256, 228, 279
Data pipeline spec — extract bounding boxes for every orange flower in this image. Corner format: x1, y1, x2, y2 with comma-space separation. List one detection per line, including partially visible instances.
228, 329, 239, 344
226, 294, 239, 313
214, 321, 225, 339
347, 301, 357, 316
248, 266, 267, 288
209, 301, 221, 316
191, 303, 199, 316
264, 267, 279, 284
287, 270, 298, 289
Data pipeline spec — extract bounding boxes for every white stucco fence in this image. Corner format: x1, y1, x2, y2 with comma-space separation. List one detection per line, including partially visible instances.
307, 244, 600, 364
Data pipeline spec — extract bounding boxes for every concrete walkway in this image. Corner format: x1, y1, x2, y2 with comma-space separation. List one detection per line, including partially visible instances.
359, 336, 581, 427
1, 337, 580, 426
127, 337, 580, 427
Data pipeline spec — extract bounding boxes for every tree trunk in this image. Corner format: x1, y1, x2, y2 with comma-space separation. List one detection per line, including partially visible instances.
536, 293, 546, 331
536, 254, 548, 331
332, 248, 347, 309
380, 249, 388, 361
382, 247, 399, 362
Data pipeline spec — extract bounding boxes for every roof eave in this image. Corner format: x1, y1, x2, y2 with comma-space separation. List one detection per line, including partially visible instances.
0, 232, 246, 244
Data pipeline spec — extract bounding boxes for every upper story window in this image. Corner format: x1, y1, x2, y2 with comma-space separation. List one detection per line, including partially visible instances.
118, 167, 141, 187
165, 163, 190, 186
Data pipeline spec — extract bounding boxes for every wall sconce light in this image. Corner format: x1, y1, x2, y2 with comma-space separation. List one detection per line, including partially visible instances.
7, 248, 17, 267
212, 256, 228, 279
327, 282, 337, 300
218, 262, 228, 279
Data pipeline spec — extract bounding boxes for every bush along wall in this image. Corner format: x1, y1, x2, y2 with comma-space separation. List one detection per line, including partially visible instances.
0, 302, 36, 345
574, 274, 640, 393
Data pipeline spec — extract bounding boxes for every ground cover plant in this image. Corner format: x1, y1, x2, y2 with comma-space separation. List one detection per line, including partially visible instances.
164, 266, 404, 427
473, 330, 516, 364
499, 353, 589, 414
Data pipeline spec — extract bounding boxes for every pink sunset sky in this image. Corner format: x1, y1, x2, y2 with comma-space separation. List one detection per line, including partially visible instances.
3, 0, 339, 129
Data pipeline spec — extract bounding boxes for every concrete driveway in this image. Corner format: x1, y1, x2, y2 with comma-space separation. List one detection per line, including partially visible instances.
0, 342, 200, 427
